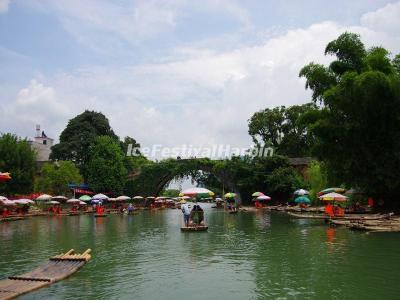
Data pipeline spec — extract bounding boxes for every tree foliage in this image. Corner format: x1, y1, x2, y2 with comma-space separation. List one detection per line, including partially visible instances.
305, 160, 328, 202
50, 110, 119, 178
299, 32, 400, 204
35, 161, 83, 195
0, 133, 36, 195
248, 103, 317, 157
86, 136, 127, 194
128, 156, 304, 203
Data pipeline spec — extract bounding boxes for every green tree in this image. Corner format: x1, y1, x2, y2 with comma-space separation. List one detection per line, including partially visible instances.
305, 160, 327, 202
299, 32, 400, 207
0, 133, 36, 195
86, 136, 127, 194
162, 189, 181, 197
35, 161, 83, 195
248, 103, 317, 156
50, 110, 119, 178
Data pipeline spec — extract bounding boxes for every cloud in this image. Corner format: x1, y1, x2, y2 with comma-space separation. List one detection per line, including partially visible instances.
0, 80, 70, 139
22, 0, 252, 54
0, 0, 10, 13
361, 1, 400, 35
1, 2, 400, 158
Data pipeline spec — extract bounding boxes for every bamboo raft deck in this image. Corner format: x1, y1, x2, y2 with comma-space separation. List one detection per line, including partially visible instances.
0, 249, 91, 300
0, 217, 25, 223
94, 214, 108, 218
181, 224, 208, 231
331, 216, 400, 232
287, 212, 390, 221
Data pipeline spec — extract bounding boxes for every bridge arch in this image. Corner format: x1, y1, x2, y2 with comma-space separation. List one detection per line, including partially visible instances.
127, 158, 242, 201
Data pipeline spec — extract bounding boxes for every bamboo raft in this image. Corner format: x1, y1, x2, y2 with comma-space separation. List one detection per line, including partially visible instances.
0, 217, 25, 223
287, 212, 390, 221
332, 216, 400, 232
181, 224, 208, 232
94, 214, 108, 218
0, 249, 91, 300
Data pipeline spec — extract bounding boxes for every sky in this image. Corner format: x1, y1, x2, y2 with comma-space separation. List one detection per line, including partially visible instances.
1, 0, 400, 160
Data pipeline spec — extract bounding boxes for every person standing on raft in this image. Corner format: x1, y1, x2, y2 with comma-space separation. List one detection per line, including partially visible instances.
181, 202, 191, 227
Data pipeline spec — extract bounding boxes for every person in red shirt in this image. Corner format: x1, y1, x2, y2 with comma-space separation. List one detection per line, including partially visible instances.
325, 203, 334, 217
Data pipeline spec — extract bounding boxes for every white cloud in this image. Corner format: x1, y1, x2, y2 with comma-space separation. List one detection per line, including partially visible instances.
2, 2, 400, 157
0, 80, 70, 139
361, 1, 400, 35
0, 0, 10, 13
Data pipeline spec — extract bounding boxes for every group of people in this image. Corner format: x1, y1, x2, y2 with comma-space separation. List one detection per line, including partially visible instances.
181, 202, 204, 227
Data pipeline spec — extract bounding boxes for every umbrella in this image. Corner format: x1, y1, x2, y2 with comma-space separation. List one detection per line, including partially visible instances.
344, 188, 364, 196
252, 192, 264, 197
116, 195, 131, 201
294, 189, 309, 196
224, 192, 236, 198
108, 198, 117, 202
133, 196, 144, 200
0, 172, 11, 182
79, 201, 87, 205
91, 199, 100, 204
318, 188, 346, 197
52, 196, 68, 200
179, 199, 187, 203
0, 199, 16, 206
79, 195, 92, 201
295, 196, 311, 204
13, 199, 34, 205
255, 195, 271, 201
181, 196, 191, 200
0, 196, 8, 201
181, 187, 215, 197
36, 194, 52, 201
66, 199, 81, 204
48, 200, 60, 205
92, 193, 109, 200
319, 192, 348, 202
146, 196, 155, 200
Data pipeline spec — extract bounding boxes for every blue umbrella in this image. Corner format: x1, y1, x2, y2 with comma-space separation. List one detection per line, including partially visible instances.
295, 196, 311, 204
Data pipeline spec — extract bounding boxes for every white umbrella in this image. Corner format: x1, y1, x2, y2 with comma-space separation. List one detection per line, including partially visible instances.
66, 199, 80, 204
13, 199, 32, 205
256, 195, 271, 201
92, 193, 109, 200
48, 200, 60, 205
0, 199, 16, 206
0, 196, 8, 201
18, 199, 35, 204
52, 195, 68, 200
108, 198, 117, 202
116, 195, 131, 201
294, 189, 309, 196
36, 194, 52, 201
133, 196, 144, 200
79, 201, 87, 205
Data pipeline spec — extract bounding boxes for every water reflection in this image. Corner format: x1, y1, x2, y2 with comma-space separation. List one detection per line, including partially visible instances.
0, 208, 399, 299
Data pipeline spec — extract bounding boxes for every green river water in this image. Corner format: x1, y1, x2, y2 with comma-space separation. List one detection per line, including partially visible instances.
0, 204, 399, 299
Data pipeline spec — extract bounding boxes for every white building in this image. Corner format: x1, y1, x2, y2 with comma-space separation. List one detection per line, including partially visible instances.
29, 125, 54, 163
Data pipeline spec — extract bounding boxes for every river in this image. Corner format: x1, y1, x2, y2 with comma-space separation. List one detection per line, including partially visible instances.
0, 204, 399, 299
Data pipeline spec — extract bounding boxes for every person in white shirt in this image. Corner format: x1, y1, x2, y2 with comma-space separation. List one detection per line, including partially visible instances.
181, 203, 191, 227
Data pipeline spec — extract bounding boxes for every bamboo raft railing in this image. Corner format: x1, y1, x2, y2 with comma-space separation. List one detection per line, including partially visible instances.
0, 249, 91, 300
